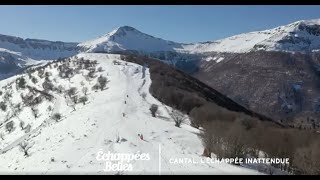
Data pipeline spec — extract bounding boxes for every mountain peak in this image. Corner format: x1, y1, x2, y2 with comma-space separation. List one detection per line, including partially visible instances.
117, 25, 138, 32
79, 25, 182, 53
106, 26, 142, 38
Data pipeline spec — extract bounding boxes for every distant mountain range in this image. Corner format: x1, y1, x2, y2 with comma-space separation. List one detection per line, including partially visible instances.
79, 19, 320, 53
1, 18, 320, 129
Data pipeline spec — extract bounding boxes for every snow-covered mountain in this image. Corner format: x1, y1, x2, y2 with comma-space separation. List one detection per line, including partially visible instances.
0, 18, 319, 67
76, 20, 320, 129
0, 34, 79, 80
79, 19, 320, 54
0, 53, 262, 174
1, 18, 320, 80
0, 34, 79, 60
185, 19, 320, 53
78, 26, 184, 53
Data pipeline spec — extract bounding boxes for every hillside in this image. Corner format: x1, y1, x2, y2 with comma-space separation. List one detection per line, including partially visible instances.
0, 53, 261, 174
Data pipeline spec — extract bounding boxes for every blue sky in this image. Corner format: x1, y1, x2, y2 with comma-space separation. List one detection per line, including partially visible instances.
0, 5, 320, 43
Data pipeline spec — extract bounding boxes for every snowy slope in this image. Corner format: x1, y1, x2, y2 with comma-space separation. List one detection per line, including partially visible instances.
184, 19, 320, 53
182, 32, 273, 53
0, 53, 261, 175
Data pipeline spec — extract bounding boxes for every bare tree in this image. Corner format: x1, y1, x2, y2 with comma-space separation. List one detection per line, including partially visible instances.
79, 96, 88, 105
57, 85, 65, 94
16, 77, 26, 89
66, 96, 76, 112
0, 132, 4, 140
82, 87, 88, 95
72, 95, 78, 104
3, 91, 12, 102
45, 72, 52, 77
38, 69, 45, 79
5, 121, 15, 133
20, 121, 25, 130
42, 80, 54, 92
91, 84, 99, 90
13, 103, 22, 116
19, 141, 33, 157
0, 101, 7, 112
24, 124, 31, 133
52, 113, 62, 122
88, 70, 96, 79
97, 75, 109, 90
141, 92, 147, 99
47, 105, 53, 112
70, 103, 76, 112
31, 107, 39, 119
67, 87, 77, 98
170, 109, 185, 128
149, 104, 158, 117
31, 76, 38, 84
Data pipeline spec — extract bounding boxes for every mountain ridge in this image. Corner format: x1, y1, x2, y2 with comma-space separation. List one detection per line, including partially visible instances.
79, 19, 320, 54
1, 18, 320, 69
